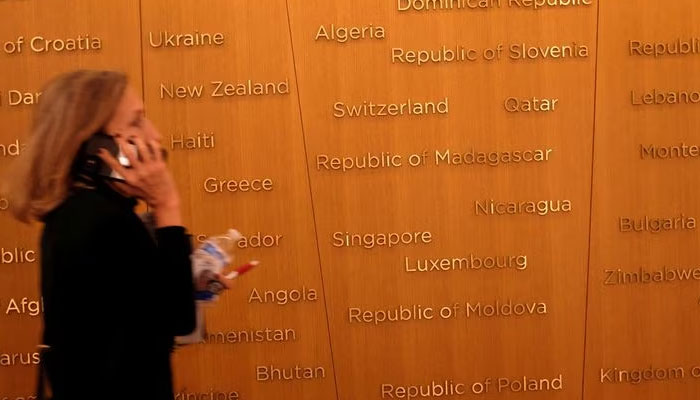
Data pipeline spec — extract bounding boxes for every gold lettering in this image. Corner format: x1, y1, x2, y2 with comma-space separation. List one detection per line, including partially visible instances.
475, 199, 571, 216
510, 42, 588, 60
203, 177, 274, 193
256, 365, 326, 382
211, 79, 289, 97
160, 83, 203, 99
382, 382, 468, 397
600, 366, 685, 384
248, 287, 317, 305
148, 31, 225, 48
392, 45, 479, 66
174, 390, 239, 400
497, 374, 563, 392
0, 140, 24, 157
315, 24, 385, 43
28, 35, 101, 54
405, 254, 528, 273
7, 90, 41, 106
619, 215, 696, 233
333, 98, 448, 118
398, 0, 502, 12
631, 89, 700, 106
504, 97, 558, 112
5, 297, 44, 316
332, 231, 432, 249
630, 38, 700, 58
349, 305, 435, 324
204, 328, 296, 344
170, 132, 215, 150
0, 248, 37, 264
0, 352, 40, 366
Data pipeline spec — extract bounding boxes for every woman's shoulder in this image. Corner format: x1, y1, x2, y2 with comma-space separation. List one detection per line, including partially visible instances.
44, 188, 140, 235
54, 188, 122, 215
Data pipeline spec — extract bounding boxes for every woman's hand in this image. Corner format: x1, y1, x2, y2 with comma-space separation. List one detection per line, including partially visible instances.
97, 136, 182, 227
195, 272, 233, 292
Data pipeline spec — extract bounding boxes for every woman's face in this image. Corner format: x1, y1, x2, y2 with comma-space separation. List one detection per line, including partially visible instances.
104, 86, 161, 143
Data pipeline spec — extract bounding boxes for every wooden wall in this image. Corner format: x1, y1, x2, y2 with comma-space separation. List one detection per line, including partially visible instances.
585, 1, 700, 399
287, 1, 595, 399
0, 0, 699, 399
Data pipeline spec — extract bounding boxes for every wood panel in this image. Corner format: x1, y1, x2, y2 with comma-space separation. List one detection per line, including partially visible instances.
585, 1, 700, 399
139, 1, 337, 399
11, 1, 700, 400
0, 1, 142, 398
287, 2, 597, 400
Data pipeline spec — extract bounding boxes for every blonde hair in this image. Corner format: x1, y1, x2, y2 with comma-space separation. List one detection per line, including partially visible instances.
2, 70, 128, 222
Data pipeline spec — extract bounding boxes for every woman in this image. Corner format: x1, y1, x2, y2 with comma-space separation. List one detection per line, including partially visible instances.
3, 70, 196, 400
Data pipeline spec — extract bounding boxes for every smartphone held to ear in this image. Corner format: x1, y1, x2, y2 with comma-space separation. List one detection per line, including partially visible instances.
75, 132, 166, 182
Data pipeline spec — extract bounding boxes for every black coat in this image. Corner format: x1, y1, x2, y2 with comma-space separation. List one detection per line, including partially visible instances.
39, 182, 196, 400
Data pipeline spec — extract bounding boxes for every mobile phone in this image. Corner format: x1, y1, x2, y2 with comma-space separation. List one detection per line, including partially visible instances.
75, 132, 137, 182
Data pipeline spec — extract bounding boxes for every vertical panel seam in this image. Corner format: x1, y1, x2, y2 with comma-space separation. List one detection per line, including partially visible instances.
581, 1, 603, 399
137, 0, 150, 215
137, 0, 147, 104
283, 2, 342, 400
137, 0, 151, 215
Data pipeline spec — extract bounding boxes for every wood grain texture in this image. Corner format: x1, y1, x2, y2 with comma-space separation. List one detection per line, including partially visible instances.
5, 0, 700, 399
139, 1, 337, 399
585, 1, 700, 399
286, 1, 596, 399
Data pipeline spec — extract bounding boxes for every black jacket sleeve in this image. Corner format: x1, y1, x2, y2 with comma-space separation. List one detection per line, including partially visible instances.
99, 211, 197, 338
154, 226, 197, 336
